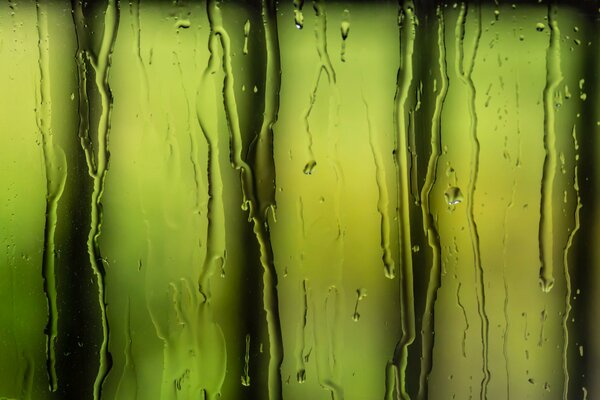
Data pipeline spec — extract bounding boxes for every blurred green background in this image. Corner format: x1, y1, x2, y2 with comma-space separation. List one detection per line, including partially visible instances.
0, 0, 598, 399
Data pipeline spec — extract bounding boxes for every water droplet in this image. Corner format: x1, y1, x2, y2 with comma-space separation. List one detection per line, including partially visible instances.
242, 19, 250, 55
293, 0, 305, 29
175, 19, 191, 29
297, 369, 306, 383
341, 17, 350, 41
352, 288, 367, 322
536, 22, 545, 32
445, 187, 464, 205
303, 160, 316, 175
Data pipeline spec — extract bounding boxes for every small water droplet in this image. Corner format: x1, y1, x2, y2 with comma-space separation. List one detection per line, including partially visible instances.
536, 22, 545, 32
297, 369, 306, 383
445, 187, 463, 205
175, 19, 191, 29
341, 18, 350, 41
303, 160, 316, 175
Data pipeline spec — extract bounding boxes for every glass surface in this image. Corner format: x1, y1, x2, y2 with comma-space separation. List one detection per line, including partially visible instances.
0, 0, 598, 399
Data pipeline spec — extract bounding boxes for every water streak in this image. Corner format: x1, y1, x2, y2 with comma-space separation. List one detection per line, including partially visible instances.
205, 2, 284, 398
362, 92, 395, 278
561, 125, 581, 399
417, 8, 448, 399
35, 0, 68, 390
295, 279, 309, 383
72, 1, 120, 397
454, 3, 490, 397
538, 2, 562, 292
391, 2, 417, 398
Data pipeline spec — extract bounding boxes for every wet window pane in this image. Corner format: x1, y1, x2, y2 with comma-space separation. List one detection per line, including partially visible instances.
0, 1, 598, 399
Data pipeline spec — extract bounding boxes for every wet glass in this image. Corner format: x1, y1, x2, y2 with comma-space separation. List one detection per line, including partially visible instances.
0, 0, 598, 399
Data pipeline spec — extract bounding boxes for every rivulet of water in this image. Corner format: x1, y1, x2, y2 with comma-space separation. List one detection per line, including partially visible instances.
0, 1, 597, 399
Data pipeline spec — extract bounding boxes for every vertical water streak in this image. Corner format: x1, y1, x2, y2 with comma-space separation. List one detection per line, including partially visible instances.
205, 1, 284, 398
115, 298, 138, 399
340, 9, 350, 62
362, 93, 395, 278
417, 7, 448, 399
315, 2, 345, 397
72, 1, 120, 397
295, 279, 309, 383
456, 283, 469, 358
391, 1, 417, 398
241, 334, 251, 386
35, 0, 68, 391
301, 0, 339, 175
91, 2, 120, 397
561, 125, 581, 399
196, 33, 226, 301
539, 1, 562, 292
243, 19, 250, 55
384, 362, 399, 400
500, 81, 523, 400
454, 3, 489, 398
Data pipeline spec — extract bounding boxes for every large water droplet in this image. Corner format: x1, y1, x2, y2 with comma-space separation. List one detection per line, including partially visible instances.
445, 186, 464, 205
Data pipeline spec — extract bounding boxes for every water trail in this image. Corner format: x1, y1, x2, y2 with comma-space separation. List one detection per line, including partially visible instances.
205, 2, 284, 398
35, 0, 68, 390
561, 125, 581, 400
391, 2, 417, 398
312, 286, 344, 400
72, 1, 120, 397
340, 9, 350, 62
173, 50, 204, 215
417, 8, 448, 399
301, 0, 339, 175
408, 109, 419, 206
130, 0, 149, 107
241, 334, 251, 386
295, 279, 309, 383
352, 288, 367, 321
499, 80, 523, 400
362, 91, 395, 278
196, 40, 226, 299
115, 298, 138, 399
454, 282, 470, 359
538, 308, 547, 347
243, 19, 250, 55
311, 5, 345, 398
538, 2, 562, 292
293, 0, 305, 29
454, 3, 490, 397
